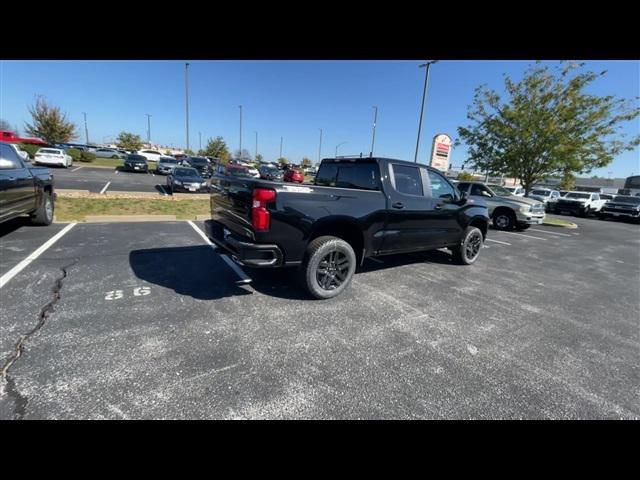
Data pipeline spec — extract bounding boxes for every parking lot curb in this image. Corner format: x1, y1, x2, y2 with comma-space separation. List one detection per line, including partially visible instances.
83, 215, 178, 222
543, 219, 578, 229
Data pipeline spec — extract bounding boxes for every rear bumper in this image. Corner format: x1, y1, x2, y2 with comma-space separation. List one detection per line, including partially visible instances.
204, 220, 283, 267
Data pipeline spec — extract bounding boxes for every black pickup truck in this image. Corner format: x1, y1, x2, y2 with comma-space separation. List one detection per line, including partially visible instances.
0, 141, 55, 226
205, 156, 489, 299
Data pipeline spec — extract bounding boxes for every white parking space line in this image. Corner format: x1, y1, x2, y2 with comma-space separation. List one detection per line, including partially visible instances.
528, 228, 572, 237
616, 260, 624, 264
100, 181, 111, 194
71, 166, 83, 172
486, 238, 512, 246
187, 221, 252, 284
0, 223, 77, 289
499, 231, 548, 241
115, 170, 120, 175
158, 185, 168, 196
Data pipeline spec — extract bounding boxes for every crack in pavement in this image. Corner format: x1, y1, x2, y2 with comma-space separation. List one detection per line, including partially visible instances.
1, 262, 76, 420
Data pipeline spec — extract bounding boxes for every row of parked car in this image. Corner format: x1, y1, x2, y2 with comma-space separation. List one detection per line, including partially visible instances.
455, 181, 640, 224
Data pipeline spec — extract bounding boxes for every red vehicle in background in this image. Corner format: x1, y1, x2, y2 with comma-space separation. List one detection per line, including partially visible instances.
225, 163, 252, 178
0, 130, 47, 146
283, 168, 304, 183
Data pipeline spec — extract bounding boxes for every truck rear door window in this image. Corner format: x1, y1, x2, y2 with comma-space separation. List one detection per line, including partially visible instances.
315, 162, 380, 191
391, 164, 423, 196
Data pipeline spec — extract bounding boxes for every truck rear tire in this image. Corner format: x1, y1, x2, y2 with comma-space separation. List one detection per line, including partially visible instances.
451, 226, 484, 265
30, 192, 54, 226
301, 235, 356, 299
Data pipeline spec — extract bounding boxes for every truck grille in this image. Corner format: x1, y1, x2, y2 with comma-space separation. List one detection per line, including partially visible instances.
531, 204, 544, 213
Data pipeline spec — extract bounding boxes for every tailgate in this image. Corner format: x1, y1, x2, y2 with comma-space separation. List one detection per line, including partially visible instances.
210, 175, 257, 240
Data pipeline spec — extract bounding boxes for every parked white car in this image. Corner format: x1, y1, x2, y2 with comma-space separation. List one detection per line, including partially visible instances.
527, 188, 562, 211
504, 185, 525, 196
136, 149, 164, 163
34, 147, 73, 168
240, 162, 260, 178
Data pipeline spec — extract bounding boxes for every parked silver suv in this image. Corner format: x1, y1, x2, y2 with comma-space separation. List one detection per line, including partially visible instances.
457, 182, 546, 230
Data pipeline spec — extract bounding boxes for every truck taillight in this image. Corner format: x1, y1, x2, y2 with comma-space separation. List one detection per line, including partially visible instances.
252, 188, 276, 231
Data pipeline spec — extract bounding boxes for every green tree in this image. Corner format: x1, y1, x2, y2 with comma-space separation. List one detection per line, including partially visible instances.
24, 95, 78, 144
203, 136, 230, 162
116, 132, 143, 151
184, 148, 195, 155
457, 171, 475, 181
457, 62, 639, 195
301, 157, 313, 167
0, 119, 12, 130
255, 153, 264, 163
277, 157, 289, 165
559, 170, 576, 191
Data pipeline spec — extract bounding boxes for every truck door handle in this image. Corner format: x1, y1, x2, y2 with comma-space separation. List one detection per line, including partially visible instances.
392, 202, 404, 209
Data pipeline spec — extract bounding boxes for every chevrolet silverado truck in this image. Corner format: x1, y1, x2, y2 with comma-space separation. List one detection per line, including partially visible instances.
0, 141, 55, 226
555, 191, 607, 217
205, 157, 490, 299
456, 181, 545, 230
596, 195, 640, 223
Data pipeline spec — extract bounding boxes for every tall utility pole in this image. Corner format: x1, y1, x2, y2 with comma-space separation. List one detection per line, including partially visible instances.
185, 62, 190, 151
414, 60, 438, 163
146, 114, 152, 146
254, 131, 258, 159
318, 128, 323, 163
370, 106, 378, 157
279, 137, 283, 159
335, 142, 347, 157
82, 112, 89, 144
199, 132, 202, 152
239, 105, 243, 158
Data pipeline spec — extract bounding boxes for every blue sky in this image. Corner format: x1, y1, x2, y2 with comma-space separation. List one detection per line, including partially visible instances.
1, 60, 638, 177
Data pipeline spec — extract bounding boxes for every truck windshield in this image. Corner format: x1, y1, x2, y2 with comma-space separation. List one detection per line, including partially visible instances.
531, 189, 550, 196
613, 196, 640, 205
566, 193, 591, 199
488, 185, 514, 196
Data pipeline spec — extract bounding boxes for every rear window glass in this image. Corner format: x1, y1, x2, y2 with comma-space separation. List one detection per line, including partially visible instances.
39, 149, 61, 154
315, 162, 380, 191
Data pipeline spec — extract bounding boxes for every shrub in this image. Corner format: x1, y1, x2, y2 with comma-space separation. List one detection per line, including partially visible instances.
18, 143, 40, 159
66, 148, 82, 162
80, 151, 96, 162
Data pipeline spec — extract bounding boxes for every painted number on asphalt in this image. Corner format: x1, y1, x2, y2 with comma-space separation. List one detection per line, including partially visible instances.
105, 287, 151, 300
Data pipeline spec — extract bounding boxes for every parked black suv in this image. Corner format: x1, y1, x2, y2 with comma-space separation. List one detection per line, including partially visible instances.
181, 156, 212, 178
205, 157, 490, 299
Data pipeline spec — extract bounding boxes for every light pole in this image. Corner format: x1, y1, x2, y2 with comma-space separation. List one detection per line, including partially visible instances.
335, 142, 347, 157
318, 128, 323, 163
239, 105, 243, 158
414, 60, 438, 163
279, 137, 283, 159
199, 132, 202, 152
82, 112, 89, 144
146, 114, 152, 146
254, 131, 258, 159
370, 106, 378, 157
185, 62, 190, 151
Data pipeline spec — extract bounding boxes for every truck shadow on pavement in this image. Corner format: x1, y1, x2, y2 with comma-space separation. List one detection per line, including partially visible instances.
0, 217, 32, 238
129, 246, 252, 300
129, 245, 458, 301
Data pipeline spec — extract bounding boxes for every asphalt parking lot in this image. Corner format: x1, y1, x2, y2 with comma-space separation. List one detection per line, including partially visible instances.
52, 166, 167, 194
0, 215, 638, 419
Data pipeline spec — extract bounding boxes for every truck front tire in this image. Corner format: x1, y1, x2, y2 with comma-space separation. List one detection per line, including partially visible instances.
493, 209, 516, 230
30, 193, 54, 226
301, 235, 356, 300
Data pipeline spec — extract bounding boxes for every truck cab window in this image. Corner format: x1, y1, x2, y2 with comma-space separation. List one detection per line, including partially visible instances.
392, 164, 423, 196
428, 170, 456, 199
0, 143, 22, 169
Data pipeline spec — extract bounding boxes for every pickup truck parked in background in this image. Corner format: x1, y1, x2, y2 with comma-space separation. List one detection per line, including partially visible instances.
205, 157, 490, 299
596, 195, 640, 222
555, 191, 607, 217
0, 142, 55, 226
527, 188, 562, 212
456, 181, 545, 230
0, 130, 47, 146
